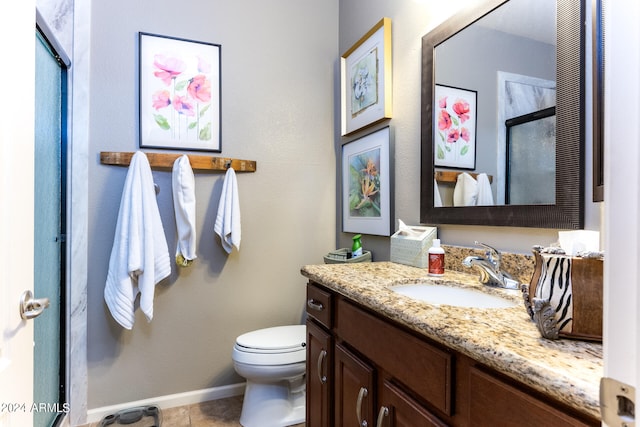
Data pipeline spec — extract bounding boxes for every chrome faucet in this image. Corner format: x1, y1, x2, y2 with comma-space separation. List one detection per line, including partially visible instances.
462, 241, 520, 290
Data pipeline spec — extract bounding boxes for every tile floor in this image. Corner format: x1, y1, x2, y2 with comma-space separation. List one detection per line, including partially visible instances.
80, 396, 305, 427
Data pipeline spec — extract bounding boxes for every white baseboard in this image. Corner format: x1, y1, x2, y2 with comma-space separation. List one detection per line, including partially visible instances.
85, 382, 245, 424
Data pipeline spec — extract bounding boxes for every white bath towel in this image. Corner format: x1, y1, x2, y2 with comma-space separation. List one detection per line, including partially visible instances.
476, 173, 494, 206
433, 179, 443, 207
104, 151, 171, 330
453, 172, 478, 207
172, 155, 197, 266
214, 167, 241, 253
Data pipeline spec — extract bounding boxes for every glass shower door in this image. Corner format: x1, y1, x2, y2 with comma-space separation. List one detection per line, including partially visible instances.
34, 30, 67, 427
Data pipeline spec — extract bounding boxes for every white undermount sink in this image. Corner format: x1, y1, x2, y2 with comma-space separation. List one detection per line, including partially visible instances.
390, 284, 519, 309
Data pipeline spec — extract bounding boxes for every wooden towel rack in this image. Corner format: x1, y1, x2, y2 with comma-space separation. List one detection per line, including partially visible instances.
434, 170, 492, 184
100, 151, 257, 172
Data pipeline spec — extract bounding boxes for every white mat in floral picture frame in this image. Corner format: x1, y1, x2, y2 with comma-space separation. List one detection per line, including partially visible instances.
433, 84, 477, 169
139, 32, 222, 152
342, 127, 393, 236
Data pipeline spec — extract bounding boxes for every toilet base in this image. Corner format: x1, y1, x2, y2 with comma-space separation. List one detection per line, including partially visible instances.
239, 375, 306, 427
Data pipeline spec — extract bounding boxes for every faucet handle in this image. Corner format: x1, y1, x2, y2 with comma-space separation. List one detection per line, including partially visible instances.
474, 241, 501, 269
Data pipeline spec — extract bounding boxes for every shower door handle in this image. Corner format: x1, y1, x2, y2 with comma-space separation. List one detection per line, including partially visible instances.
19, 290, 50, 320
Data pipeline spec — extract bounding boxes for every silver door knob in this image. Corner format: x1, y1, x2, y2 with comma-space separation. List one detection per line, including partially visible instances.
19, 290, 50, 320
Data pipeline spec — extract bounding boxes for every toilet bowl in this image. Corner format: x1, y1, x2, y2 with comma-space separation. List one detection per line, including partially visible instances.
232, 325, 306, 427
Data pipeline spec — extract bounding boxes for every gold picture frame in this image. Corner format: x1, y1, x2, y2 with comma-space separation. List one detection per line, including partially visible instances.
341, 17, 392, 136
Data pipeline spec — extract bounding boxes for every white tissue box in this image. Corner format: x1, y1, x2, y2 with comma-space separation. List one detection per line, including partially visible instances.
390, 226, 437, 268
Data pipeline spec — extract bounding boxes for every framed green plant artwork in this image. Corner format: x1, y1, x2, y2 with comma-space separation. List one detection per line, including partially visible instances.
342, 126, 392, 236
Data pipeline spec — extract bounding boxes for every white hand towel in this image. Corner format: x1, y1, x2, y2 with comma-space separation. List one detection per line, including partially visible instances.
453, 172, 478, 207
104, 151, 171, 330
214, 167, 241, 253
433, 179, 443, 207
172, 155, 197, 266
476, 173, 494, 206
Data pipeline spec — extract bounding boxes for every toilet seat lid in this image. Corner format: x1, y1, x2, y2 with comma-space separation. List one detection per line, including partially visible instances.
236, 325, 306, 352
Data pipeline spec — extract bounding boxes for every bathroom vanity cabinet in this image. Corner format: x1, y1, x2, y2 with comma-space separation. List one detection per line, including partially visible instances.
305, 280, 600, 427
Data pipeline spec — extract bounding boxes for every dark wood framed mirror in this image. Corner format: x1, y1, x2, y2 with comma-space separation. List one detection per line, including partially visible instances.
592, 0, 604, 202
420, 0, 585, 228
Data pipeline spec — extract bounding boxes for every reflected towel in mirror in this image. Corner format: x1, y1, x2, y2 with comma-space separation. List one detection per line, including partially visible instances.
476, 173, 494, 206
434, 179, 443, 207
453, 172, 478, 207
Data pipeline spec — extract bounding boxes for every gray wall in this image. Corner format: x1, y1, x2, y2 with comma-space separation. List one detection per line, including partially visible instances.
85, 0, 600, 411
87, 0, 338, 408
338, 0, 601, 256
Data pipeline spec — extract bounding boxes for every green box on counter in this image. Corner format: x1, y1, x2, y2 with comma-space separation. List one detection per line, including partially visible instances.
390, 226, 437, 268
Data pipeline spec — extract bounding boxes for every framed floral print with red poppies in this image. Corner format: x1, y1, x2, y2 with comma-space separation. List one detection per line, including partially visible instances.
433, 84, 477, 169
139, 32, 222, 152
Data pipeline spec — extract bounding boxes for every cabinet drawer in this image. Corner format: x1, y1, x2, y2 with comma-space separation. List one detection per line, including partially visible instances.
306, 282, 332, 328
336, 299, 453, 415
469, 367, 597, 426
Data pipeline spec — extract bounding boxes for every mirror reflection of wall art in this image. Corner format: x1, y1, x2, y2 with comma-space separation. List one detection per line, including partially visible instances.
341, 18, 392, 136
342, 127, 392, 236
433, 84, 477, 169
139, 32, 222, 152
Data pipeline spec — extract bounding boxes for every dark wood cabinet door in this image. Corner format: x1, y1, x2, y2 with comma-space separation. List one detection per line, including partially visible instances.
334, 343, 375, 427
469, 367, 597, 427
306, 319, 332, 427
377, 379, 448, 427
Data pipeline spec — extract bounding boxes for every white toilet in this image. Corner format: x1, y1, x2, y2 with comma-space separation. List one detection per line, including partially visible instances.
232, 325, 307, 427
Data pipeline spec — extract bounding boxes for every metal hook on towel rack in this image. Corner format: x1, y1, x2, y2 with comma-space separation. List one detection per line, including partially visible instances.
224, 160, 232, 169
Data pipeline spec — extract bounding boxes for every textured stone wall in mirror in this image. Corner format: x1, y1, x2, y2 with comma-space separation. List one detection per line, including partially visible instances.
36, 0, 74, 56
433, 0, 557, 207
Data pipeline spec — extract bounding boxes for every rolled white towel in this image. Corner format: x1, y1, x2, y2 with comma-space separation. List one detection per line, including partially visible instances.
172, 155, 197, 266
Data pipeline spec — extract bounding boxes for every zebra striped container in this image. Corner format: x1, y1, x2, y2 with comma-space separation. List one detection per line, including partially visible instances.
524, 247, 603, 342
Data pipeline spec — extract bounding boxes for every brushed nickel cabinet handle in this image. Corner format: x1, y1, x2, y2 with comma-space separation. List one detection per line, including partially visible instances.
317, 349, 327, 384
357, 386, 369, 427
307, 299, 324, 311
376, 406, 389, 427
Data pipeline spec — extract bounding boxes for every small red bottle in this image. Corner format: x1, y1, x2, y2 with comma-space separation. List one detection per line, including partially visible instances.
428, 239, 445, 276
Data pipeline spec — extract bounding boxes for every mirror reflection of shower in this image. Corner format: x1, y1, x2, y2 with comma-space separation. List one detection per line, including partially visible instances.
505, 106, 556, 205
433, 0, 557, 207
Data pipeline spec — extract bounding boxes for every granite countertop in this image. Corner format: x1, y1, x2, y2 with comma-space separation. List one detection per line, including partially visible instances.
300, 261, 602, 420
